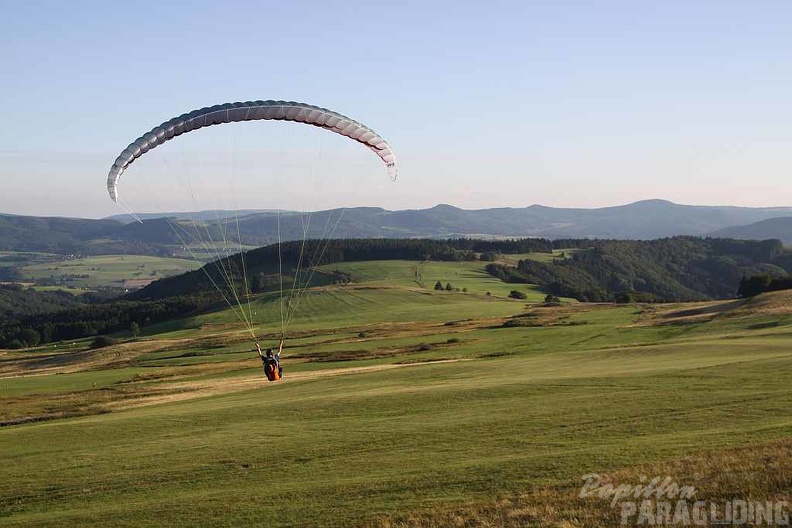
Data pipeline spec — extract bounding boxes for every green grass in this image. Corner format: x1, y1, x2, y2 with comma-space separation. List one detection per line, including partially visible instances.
2, 333, 790, 526
22, 255, 201, 289
318, 259, 552, 300
154, 283, 528, 339
0, 252, 59, 266
0, 368, 146, 398
172, 243, 259, 261
497, 248, 592, 264
26, 286, 87, 294
1, 259, 791, 526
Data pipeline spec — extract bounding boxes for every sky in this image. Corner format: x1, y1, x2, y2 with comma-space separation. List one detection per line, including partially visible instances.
1, 0, 791, 218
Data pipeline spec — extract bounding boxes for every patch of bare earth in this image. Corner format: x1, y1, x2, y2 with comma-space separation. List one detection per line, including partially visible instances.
632, 290, 792, 328
0, 304, 604, 425
0, 338, 193, 378
104, 359, 467, 411
0, 358, 467, 425
730, 290, 792, 317
632, 300, 746, 327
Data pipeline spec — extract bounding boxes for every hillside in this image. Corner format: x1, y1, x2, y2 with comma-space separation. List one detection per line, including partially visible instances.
3, 200, 792, 256
0, 285, 83, 319
106, 209, 274, 224
135, 237, 792, 304
0, 214, 121, 253
0, 214, 240, 256
4, 237, 790, 348
2, 267, 791, 526
708, 216, 792, 243
221, 199, 792, 242
487, 237, 791, 302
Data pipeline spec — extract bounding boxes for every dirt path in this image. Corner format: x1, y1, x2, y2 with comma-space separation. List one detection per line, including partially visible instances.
106, 359, 467, 411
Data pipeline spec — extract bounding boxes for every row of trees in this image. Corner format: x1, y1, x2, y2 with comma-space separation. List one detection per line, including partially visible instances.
433, 281, 468, 293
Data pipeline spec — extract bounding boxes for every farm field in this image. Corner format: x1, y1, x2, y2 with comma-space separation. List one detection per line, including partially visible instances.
316, 259, 563, 300
495, 248, 592, 265
1, 262, 791, 527
21, 254, 201, 290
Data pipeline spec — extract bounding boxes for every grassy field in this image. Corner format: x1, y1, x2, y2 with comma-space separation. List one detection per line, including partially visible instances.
317, 259, 560, 300
1, 261, 791, 527
496, 248, 591, 265
21, 254, 201, 289
0, 252, 60, 280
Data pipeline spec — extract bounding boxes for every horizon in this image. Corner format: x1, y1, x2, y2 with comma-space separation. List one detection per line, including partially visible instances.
3, 197, 792, 221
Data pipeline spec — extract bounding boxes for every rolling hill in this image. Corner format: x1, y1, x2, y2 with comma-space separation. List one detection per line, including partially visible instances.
133, 237, 791, 304
708, 216, 792, 243
0, 214, 121, 253
196, 199, 792, 242
3, 200, 792, 257
2, 257, 791, 526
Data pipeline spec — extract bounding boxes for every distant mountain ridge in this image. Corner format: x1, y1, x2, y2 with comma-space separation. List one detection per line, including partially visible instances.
227, 199, 792, 242
105, 209, 279, 223
2, 200, 792, 255
708, 217, 792, 244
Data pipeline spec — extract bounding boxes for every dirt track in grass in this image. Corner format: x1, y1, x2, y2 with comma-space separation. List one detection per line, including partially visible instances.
104, 358, 468, 412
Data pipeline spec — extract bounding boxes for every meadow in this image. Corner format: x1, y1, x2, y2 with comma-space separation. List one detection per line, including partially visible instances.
317, 259, 552, 299
21, 254, 201, 290
1, 260, 790, 526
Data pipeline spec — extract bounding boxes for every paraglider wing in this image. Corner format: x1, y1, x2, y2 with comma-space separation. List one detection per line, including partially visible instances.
106, 100, 398, 202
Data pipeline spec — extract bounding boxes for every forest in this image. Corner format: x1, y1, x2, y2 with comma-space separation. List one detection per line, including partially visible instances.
1, 237, 790, 348
485, 237, 790, 302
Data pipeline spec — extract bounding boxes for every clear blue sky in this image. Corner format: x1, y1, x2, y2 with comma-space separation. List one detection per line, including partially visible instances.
1, 1, 791, 217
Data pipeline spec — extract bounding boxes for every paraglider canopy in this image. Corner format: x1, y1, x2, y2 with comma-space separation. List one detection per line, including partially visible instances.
104, 99, 398, 360
107, 100, 398, 202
